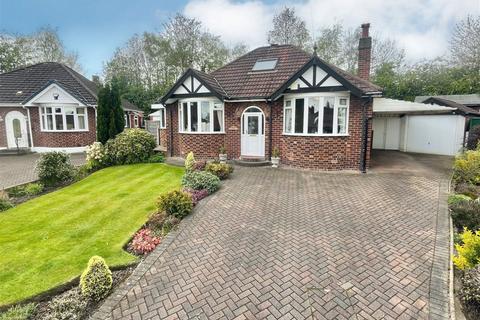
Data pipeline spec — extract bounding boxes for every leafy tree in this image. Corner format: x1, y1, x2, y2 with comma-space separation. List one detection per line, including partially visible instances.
450, 15, 480, 71
97, 83, 124, 144
0, 26, 80, 72
267, 7, 311, 50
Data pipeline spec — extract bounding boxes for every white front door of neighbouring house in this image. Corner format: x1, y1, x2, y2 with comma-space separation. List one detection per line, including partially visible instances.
241, 107, 265, 158
5, 111, 28, 148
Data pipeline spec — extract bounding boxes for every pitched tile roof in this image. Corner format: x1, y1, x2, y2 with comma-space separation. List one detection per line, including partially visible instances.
422, 97, 480, 115
0, 62, 142, 113
162, 44, 382, 102
0, 62, 97, 105
211, 44, 313, 99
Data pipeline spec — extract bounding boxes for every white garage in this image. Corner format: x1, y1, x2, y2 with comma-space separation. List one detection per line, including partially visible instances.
373, 98, 472, 156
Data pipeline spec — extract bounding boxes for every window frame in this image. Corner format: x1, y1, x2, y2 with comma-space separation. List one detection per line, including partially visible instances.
282, 93, 350, 137
158, 107, 166, 129
178, 98, 225, 134
134, 115, 139, 127
39, 105, 89, 132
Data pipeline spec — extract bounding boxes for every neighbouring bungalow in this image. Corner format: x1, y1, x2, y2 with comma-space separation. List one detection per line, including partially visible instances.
157, 23, 382, 171
0, 62, 143, 153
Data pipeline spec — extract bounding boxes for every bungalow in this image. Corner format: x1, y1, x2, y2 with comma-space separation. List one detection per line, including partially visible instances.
158, 23, 382, 171
0, 62, 143, 153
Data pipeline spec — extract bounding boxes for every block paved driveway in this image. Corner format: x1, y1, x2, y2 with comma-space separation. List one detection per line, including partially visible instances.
94, 153, 451, 320
0, 153, 85, 189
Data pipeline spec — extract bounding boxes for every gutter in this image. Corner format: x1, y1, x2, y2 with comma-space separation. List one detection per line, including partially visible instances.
169, 106, 174, 157
268, 101, 273, 160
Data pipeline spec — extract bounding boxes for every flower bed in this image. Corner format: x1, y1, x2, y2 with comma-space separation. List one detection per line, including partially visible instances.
450, 146, 480, 319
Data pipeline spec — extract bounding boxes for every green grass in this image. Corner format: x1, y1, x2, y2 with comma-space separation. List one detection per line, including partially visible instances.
0, 163, 184, 306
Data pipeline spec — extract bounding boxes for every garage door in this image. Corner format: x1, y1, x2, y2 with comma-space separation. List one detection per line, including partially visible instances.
373, 117, 400, 150
405, 115, 464, 156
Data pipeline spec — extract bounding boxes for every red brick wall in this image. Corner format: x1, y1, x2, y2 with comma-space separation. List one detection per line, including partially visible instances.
165, 95, 373, 170
0, 107, 27, 148
29, 107, 96, 148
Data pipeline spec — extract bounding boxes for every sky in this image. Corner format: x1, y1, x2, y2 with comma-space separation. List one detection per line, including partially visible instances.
0, 0, 478, 78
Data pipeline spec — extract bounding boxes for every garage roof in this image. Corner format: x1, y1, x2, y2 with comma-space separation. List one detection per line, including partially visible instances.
373, 98, 455, 114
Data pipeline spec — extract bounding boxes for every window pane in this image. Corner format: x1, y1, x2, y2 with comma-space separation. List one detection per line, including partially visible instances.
13, 119, 21, 138
307, 97, 319, 134
284, 108, 292, 133
78, 115, 86, 130
247, 116, 259, 134
55, 114, 63, 130
66, 115, 75, 130
294, 99, 304, 134
47, 115, 53, 130
182, 103, 188, 131
200, 101, 210, 132
46, 107, 52, 114
55, 108, 62, 114
190, 102, 198, 132
339, 98, 347, 106
213, 110, 223, 132
76, 107, 85, 114
161, 109, 166, 128
322, 97, 334, 134
337, 107, 347, 134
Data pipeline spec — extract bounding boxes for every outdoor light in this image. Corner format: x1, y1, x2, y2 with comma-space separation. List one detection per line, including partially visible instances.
53, 93, 59, 100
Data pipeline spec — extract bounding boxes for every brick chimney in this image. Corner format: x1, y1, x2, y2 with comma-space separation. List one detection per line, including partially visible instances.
358, 23, 372, 80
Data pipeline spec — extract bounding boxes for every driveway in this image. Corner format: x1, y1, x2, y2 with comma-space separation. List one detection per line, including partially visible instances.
0, 153, 85, 189
94, 153, 452, 320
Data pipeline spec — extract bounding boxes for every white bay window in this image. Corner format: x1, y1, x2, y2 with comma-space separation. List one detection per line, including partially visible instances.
40, 106, 88, 131
284, 94, 349, 136
179, 100, 224, 133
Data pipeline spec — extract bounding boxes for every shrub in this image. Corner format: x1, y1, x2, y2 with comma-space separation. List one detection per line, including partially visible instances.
461, 264, 480, 306
86, 141, 108, 169
456, 182, 480, 199
24, 183, 43, 196
272, 146, 280, 158
467, 126, 480, 150
183, 188, 209, 205
0, 303, 36, 320
36, 152, 75, 187
449, 194, 473, 206
148, 153, 165, 163
185, 152, 196, 172
7, 186, 25, 198
162, 216, 181, 235
205, 162, 233, 180
453, 149, 480, 185
105, 129, 156, 165
453, 229, 480, 270
147, 211, 166, 230
129, 228, 161, 255
193, 160, 206, 171
219, 145, 226, 154
79, 256, 112, 301
182, 171, 220, 194
450, 200, 480, 231
0, 198, 14, 212
45, 288, 87, 320
157, 190, 193, 219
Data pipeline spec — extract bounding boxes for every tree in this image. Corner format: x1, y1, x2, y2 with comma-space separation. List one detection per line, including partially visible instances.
450, 15, 480, 71
96, 83, 123, 144
267, 7, 311, 50
0, 26, 80, 72
315, 23, 405, 74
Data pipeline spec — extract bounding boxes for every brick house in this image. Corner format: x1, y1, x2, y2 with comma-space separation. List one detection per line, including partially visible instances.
159, 24, 382, 171
0, 62, 143, 153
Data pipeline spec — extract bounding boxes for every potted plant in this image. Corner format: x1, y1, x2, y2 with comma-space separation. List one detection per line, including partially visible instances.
271, 147, 280, 168
219, 146, 227, 164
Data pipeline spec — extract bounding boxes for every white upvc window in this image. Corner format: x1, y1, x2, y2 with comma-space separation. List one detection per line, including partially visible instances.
178, 99, 224, 133
283, 94, 349, 136
40, 105, 88, 132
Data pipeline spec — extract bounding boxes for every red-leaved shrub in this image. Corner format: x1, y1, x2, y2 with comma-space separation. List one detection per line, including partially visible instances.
183, 188, 209, 205
129, 228, 161, 255
193, 160, 207, 171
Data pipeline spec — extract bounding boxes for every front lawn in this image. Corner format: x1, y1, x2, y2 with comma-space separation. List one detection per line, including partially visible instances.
0, 163, 183, 306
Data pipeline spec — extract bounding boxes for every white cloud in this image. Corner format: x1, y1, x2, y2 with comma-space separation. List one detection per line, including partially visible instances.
183, 0, 479, 62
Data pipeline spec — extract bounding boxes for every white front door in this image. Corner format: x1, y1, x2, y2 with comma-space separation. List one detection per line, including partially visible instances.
5, 111, 28, 148
241, 110, 265, 157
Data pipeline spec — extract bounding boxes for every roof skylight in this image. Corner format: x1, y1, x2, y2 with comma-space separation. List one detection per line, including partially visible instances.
252, 59, 278, 71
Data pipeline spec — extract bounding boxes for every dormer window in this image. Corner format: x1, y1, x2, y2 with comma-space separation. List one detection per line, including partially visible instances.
252, 59, 278, 71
